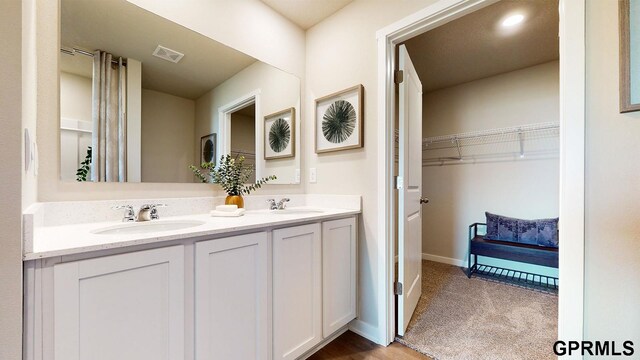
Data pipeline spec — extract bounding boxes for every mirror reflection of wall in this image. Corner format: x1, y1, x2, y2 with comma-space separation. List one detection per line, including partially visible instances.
59, 60, 93, 182
59, 0, 300, 184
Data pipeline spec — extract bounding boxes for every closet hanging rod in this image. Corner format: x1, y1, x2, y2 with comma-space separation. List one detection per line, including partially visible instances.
423, 122, 559, 146
60, 47, 126, 65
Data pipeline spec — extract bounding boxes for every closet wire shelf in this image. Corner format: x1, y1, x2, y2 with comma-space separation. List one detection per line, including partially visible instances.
469, 263, 559, 294
421, 122, 559, 165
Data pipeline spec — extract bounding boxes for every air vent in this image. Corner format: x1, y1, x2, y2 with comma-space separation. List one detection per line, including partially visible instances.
152, 45, 184, 63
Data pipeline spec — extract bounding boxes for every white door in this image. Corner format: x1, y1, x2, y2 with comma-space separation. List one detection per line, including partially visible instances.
272, 223, 322, 360
397, 44, 424, 336
322, 217, 357, 337
53, 246, 185, 360
195, 232, 268, 360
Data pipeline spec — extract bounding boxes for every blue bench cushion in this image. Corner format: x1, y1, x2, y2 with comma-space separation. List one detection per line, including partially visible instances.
497, 216, 518, 242
484, 212, 559, 248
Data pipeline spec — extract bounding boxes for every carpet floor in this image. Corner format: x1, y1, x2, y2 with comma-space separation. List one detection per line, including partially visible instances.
396, 260, 558, 360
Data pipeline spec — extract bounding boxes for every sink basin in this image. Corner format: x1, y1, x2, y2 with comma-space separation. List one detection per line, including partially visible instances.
92, 220, 206, 235
268, 208, 325, 215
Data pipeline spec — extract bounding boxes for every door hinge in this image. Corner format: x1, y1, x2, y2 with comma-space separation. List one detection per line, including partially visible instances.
394, 282, 403, 295
394, 70, 404, 84
395, 176, 404, 190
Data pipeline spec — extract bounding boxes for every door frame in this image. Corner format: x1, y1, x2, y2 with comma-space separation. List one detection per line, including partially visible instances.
375, 0, 586, 352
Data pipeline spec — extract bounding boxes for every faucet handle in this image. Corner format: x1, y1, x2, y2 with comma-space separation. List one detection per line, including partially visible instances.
277, 198, 290, 210
149, 204, 167, 220
112, 205, 135, 222
266, 199, 277, 210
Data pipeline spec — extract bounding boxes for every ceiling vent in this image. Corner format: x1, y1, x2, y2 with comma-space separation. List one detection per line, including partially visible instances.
152, 45, 184, 63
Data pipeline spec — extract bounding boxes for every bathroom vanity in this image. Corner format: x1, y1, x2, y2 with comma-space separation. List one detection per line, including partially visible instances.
23, 196, 360, 360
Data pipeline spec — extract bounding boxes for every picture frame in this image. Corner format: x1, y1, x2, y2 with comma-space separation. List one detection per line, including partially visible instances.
264, 107, 296, 160
619, 0, 640, 112
200, 133, 217, 165
315, 84, 364, 153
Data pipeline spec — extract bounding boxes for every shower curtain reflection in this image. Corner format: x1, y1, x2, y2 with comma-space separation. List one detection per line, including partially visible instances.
91, 51, 127, 182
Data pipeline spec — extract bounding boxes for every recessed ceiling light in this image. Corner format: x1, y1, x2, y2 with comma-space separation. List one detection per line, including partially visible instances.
501, 14, 525, 27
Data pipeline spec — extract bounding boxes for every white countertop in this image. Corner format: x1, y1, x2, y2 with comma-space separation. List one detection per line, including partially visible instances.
24, 207, 359, 260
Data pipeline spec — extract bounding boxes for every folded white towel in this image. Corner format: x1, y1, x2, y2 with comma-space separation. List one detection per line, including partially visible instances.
210, 208, 245, 217
216, 204, 238, 212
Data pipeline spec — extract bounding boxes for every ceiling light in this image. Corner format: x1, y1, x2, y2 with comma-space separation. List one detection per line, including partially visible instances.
501, 14, 525, 27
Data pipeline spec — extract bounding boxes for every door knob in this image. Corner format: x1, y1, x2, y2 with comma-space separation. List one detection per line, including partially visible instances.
420, 198, 429, 204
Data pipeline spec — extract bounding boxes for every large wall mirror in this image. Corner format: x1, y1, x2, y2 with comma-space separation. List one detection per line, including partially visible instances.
59, 0, 301, 184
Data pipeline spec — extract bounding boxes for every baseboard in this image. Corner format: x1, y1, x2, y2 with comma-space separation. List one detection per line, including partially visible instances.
348, 319, 383, 345
422, 253, 465, 267
299, 326, 349, 360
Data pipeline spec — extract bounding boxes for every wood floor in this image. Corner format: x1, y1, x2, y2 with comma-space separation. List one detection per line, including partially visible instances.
308, 331, 432, 360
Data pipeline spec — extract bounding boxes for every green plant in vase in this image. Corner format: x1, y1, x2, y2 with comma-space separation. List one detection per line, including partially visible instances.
190, 154, 276, 208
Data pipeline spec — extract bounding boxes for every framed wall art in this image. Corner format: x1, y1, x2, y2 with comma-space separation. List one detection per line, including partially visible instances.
264, 107, 295, 159
620, 0, 640, 112
315, 84, 363, 153
200, 133, 217, 165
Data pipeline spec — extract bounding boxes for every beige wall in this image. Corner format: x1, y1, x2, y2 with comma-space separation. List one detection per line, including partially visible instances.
230, 112, 257, 154
141, 89, 196, 183
231, 111, 257, 183
421, 62, 559, 276
305, 0, 443, 338
584, 0, 640, 346
0, 0, 23, 358
59, 72, 92, 122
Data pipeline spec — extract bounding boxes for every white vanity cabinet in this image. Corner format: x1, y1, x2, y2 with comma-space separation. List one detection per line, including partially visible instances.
272, 217, 358, 360
272, 223, 322, 360
25, 215, 358, 360
322, 217, 357, 337
52, 245, 185, 360
195, 232, 269, 360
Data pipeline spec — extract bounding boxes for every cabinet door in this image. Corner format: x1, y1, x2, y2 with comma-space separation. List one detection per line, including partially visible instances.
195, 232, 268, 360
273, 223, 322, 360
322, 217, 357, 337
53, 245, 185, 360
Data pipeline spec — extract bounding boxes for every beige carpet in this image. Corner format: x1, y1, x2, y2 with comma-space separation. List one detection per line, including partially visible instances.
396, 261, 558, 360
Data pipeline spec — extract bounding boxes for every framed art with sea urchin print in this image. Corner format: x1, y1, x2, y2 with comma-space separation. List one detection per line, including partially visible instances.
264, 107, 295, 160
315, 84, 363, 153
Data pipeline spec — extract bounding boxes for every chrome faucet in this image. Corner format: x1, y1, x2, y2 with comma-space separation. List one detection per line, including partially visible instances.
267, 198, 290, 210
137, 204, 166, 221
112, 204, 166, 222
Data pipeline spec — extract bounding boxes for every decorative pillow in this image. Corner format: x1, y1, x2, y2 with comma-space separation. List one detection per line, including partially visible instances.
485, 212, 500, 240
537, 218, 559, 247
497, 216, 519, 243
518, 219, 538, 245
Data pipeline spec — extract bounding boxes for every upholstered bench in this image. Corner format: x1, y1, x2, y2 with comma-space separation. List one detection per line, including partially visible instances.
467, 213, 559, 289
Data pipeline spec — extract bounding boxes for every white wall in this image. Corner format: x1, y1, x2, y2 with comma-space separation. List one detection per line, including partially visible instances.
584, 0, 640, 347
0, 0, 23, 358
141, 89, 196, 183
305, 0, 446, 342
421, 62, 559, 276
195, 61, 301, 184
